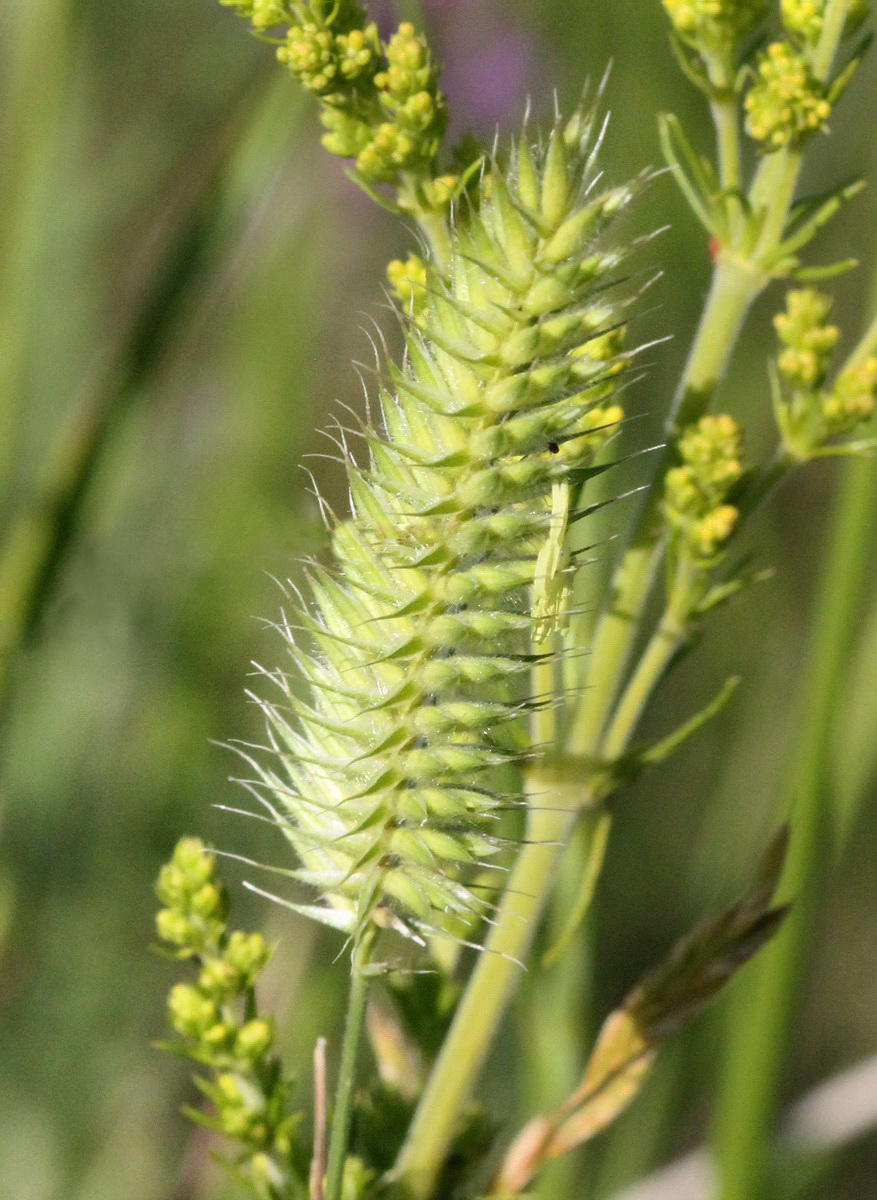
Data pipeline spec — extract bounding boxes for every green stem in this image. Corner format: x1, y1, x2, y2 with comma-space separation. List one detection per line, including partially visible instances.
392, 781, 589, 1199
751, 150, 803, 262
672, 257, 762, 431
713, 96, 741, 205
325, 935, 374, 1200
704, 53, 741, 202
522, 815, 603, 1200
599, 592, 690, 763
713, 449, 877, 1200
812, 0, 853, 80
566, 258, 759, 761
532, 635, 559, 750
847, 309, 877, 368
398, 173, 452, 270
413, 201, 452, 271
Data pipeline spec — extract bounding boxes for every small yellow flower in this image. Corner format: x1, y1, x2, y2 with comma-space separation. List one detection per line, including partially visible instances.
155, 908, 191, 946
168, 983, 217, 1038
236, 1019, 275, 1059
250, 0, 286, 29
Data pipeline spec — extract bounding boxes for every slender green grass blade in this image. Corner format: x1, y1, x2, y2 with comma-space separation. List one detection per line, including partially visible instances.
712, 449, 877, 1200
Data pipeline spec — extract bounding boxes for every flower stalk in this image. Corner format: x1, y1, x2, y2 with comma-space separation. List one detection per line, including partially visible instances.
325, 934, 375, 1200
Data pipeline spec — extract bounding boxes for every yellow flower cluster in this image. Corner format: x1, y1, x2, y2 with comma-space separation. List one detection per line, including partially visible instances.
665, 415, 743, 560
772, 289, 876, 454
355, 22, 446, 181
219, 0, 287, 30
822, 356, 877, 434
156, 839, 296, 1190
279, 19, 379, 94
744, 42, 831, 148
387, 251, 428, 319
155, 835, 226, 952
780, 0, 826, 40
774, 288, 839, 389
781, 0, 868, 41
278, 13, 450, 189
219, 0, 467, 238
661, 0, 766, 45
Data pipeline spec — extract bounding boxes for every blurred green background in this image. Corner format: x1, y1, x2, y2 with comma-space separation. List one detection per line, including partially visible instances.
1, 1, 876, 1197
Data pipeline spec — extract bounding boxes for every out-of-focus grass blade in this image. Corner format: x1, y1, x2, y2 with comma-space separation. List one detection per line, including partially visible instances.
713, 449, 877, 1200
0, 0, 73, 492
833, 566, 877, 842
0, 65, 275, 710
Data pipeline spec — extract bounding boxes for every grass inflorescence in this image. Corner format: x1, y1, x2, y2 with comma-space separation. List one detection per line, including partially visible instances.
240, 108, 645, 948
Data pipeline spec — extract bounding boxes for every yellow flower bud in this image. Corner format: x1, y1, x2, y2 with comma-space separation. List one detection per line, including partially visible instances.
198, 957, 239, 996
155, 908, 191, 946
774, 289, 838, 390
665, 415, 743, 560
662, 0, 766, 45
692, 505, 739, 557
236, 1018, 274, 1059
224, 930, 270, 978
279, 24, 338, 94
168, 984, 217, 1038
781, 0, 825, 40
387, 253, 428, 320
782, 0, 868, 41
189, 882, 222, 918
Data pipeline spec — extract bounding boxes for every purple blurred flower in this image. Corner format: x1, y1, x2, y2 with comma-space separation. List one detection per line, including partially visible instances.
372, 0, 546, 134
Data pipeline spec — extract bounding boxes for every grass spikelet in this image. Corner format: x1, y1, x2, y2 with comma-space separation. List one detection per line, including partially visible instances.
243, 105, 646, 945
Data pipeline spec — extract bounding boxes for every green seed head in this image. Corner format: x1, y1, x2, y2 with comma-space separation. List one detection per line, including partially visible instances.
244, 106, 644, 944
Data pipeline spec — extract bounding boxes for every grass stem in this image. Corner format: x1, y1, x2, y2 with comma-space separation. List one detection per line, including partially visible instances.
713, 448, 877, 1200
392, 782, 587, 1199
325, 936, 374, 1200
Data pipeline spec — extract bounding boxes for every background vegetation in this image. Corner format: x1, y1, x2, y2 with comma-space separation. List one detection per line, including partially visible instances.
1, 0, 876, 1197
